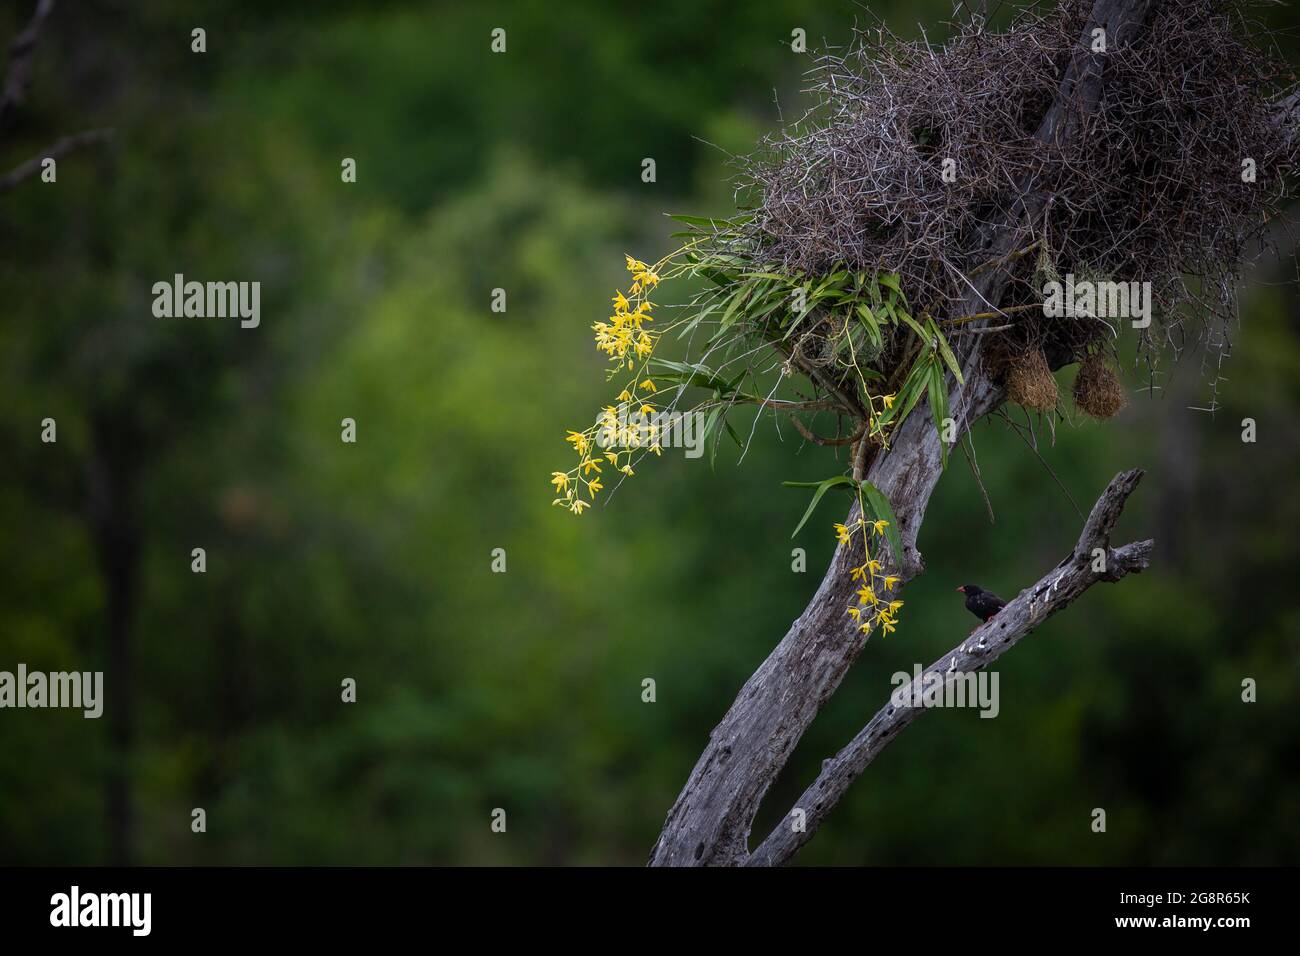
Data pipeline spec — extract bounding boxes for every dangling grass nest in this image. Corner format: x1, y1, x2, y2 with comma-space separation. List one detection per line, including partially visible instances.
1073, 352, 1127, 420
1005, 349, 1059, 413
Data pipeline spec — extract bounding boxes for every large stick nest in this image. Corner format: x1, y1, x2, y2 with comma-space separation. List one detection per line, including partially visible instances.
718, 0, 1299, 380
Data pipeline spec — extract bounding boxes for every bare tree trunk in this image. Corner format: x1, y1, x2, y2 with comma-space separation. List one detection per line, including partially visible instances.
649, 0, 1157, 867
649, 373, 1001, 866
87, 411, 141, 867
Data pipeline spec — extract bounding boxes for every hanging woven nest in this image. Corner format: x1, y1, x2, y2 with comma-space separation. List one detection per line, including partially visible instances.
1004, 348, 1059, 413
1073, 351, 1127, 420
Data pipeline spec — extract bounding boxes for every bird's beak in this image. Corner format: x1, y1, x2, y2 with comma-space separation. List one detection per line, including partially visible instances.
955, 586, 964, 593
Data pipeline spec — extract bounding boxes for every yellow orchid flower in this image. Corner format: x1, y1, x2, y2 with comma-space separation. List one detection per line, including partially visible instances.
565, 430, 591, 456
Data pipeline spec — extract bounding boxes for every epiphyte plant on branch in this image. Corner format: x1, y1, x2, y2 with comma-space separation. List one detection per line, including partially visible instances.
551, 0, 1299, 866
552, 242, 965, 635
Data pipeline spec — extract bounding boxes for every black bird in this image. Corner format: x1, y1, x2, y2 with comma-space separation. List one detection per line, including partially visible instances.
957, 584, 1006, 630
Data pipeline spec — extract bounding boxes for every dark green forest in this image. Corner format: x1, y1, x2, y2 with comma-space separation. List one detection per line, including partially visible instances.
1, 0, 1298, 865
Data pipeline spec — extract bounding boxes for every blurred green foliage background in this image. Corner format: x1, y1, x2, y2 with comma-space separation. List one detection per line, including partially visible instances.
1, 0, 1298, 865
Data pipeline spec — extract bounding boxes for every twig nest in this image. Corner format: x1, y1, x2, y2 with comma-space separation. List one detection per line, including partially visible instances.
1072, 352, 1127, 420
718, 0, 1298, 384
1005, 348, 1058, 413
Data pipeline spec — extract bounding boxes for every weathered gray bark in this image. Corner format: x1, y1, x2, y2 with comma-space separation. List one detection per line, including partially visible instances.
648, 366, 1000, 866
649, 0, 1157, 867
747, 469, 1153, 866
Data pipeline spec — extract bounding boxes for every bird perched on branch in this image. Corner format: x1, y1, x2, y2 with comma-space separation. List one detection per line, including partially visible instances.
957, 584, 1005, 631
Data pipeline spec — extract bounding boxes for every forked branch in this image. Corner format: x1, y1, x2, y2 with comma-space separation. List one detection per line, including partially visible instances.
747, 469, 1153, 866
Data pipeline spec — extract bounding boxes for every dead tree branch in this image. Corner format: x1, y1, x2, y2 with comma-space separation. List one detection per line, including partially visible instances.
649, 0, 1157, 868
747, 469, 1153, 866
0, 126, 112, 191
0, 2, 113, 192
0, 0, 55, 130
